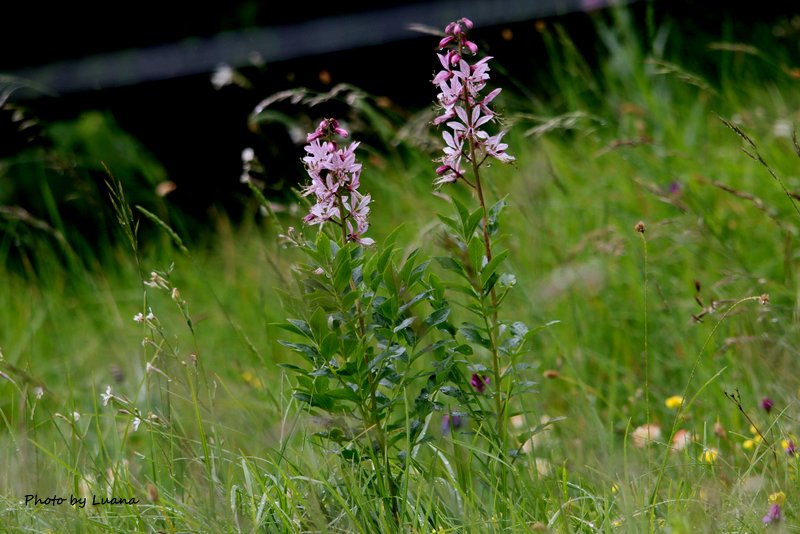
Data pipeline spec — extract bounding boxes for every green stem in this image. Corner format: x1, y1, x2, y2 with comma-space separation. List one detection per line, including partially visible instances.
336, 190, 398, 521
468, 125, 506, 455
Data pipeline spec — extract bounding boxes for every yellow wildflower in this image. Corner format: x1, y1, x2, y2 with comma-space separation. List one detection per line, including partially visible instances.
700, 448, 719, 464
242, 371, 264, 389
665, 395, 684, 409
769, 491, 786, 506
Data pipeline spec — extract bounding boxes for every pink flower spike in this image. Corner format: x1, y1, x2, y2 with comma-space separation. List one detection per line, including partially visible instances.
445, 22, 457, 34
460, 17, 474, 29
307, 130, 323, 143
439, 35, 455, 48
464, 40, 478, 54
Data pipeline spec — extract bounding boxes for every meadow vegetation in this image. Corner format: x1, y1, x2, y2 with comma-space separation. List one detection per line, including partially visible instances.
2, 7, 800, 532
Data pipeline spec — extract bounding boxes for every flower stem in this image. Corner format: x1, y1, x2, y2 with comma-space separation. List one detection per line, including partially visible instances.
336, 191, 397, 520
469, 133, 506, 455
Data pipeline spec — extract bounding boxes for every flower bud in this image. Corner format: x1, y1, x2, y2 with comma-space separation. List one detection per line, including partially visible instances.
438, 35, 455, 48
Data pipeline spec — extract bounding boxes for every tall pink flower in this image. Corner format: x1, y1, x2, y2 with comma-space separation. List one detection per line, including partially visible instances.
301, 119, 374, 245
432, 18, 514, 186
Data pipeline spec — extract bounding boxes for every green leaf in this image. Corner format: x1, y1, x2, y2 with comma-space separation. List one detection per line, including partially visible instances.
482, 272, 499, 295
382, 263, 398, 295
428, 272, 445, 299
287, 318, 314, 339
452, 344, 474, 355
393, 317, 416, 333
333, 247, 353, 293
437, 214, 460, 235
271, 320, 310, 339
277, 340, 320, 362
424, 307, 451, 327
399, 289, 433, 314
316, 232, 332, 264
452, 197, 470, 232
414, 339, 455, 357
276, 363, 307, 374
466, 206, 484, 239
487, 198, 508, 236
319, 332, 339, 359
341, 291, 359, 312
468, 236, 484, 274
326, 387, 360, 402
399, 249, 420, 283
408, 260, 430, 286
375, 244, 394, 276
434, 257, 469, 281
309, 307, 329, 341
459, 323, 491, 349
480, 249, 510, 287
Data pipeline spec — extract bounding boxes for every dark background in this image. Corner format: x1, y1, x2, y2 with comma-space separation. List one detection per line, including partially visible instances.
2, 1, 799, 223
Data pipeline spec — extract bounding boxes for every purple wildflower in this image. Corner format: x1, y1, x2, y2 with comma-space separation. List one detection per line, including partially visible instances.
301, 119, 374, 245
762, 503, 781, 524
441, 414, 464, 434
470, 373, 490, 393
785, 439, 797, 457
432, 17, 514, 186
761, 397, 774, 413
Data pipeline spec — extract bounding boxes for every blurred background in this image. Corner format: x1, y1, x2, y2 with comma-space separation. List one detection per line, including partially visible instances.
2, 0, 799, 264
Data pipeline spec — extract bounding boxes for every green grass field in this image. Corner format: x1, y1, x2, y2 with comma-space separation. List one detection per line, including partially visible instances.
3, 7, 800, 533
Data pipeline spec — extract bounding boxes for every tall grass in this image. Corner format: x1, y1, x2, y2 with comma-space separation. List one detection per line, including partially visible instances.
3, 6, 800, 532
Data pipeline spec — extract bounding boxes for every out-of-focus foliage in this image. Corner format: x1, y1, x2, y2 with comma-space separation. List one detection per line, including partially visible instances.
0, 109, 170, 268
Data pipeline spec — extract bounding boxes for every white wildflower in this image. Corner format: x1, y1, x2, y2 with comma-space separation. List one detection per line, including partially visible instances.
101, 386, 113, 406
